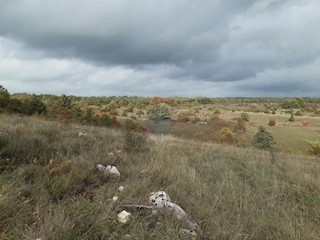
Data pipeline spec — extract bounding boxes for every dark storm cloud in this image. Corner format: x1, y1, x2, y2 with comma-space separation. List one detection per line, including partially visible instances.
0, 0, 320, 97
0, 0, 254, 66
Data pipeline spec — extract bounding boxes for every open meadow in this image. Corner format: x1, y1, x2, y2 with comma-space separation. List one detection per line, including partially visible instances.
1, 114, 320, 239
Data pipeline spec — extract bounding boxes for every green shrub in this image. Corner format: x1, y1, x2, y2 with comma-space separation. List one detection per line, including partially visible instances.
307, 140, 320, 156
252, 126, 277, 163
240, 113, 249, 122
0, 84, 10, 109
252, 126, 276, 150
281, 98, 306, 109
123, 119, 138, 131
99, 115, 112, 127
123, 131, 148, 153
289, 115, 295, 122
22, 95, 47, 115
147, 103, 170, 120
137, 110, 144, 116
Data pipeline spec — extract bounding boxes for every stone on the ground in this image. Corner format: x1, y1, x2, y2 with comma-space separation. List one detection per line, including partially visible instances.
165, 202, 187, 220
180, 229, 197, 237
149, 191, 171, 207
96, 164, 120, 177
118, 210, 131, 223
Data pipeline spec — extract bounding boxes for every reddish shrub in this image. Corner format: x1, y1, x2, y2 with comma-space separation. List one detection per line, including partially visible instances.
268, 119, 276, 126
111, 116, 120, 127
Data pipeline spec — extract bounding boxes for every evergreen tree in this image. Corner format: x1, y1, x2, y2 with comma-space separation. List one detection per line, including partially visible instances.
0, 85, 10, 109
252, 126, 276, 163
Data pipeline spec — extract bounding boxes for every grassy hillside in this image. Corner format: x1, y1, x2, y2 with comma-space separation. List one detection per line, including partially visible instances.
1, 114, 320, 239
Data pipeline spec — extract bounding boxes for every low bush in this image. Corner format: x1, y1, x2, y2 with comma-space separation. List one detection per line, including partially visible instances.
220, 127, 235, 143
137, 110, 144, 116
307, 140, 320, 156
233, 118, 246, 133
214, 109, 221, 115
240, 112, 249, 121
122, 131, 148, 153
268, 119, 276, 126
177, 113, 190, 122
191, 117, 200, 124
289, 115, 295, 122
147, 103, 170, 120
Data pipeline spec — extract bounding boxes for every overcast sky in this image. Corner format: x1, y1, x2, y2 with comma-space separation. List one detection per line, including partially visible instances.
0, 0, 319, 97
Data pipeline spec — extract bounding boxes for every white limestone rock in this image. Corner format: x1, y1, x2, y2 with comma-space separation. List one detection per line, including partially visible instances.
96, 164, 120, 177
165, 202, 187, 220
118, 210, 131, 223
106, 165, 120, 176
149, 191, 171, 208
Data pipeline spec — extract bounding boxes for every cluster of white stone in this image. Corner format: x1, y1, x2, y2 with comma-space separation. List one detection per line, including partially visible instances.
96, 164, 120, 177
149, 191, 187, 220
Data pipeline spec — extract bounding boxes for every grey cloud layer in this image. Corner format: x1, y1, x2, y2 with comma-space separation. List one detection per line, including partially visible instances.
0, 0, 319, 96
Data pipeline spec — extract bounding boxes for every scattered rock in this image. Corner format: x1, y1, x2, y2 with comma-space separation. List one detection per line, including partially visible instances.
165, 202, 187, 220
123, 191, 200, 233
149, 191, 171, 207
78, 132, 87, 137
149, 191, 200, 232
112, 196, 119, 202
124, 234, 131, 239
118, 210, 131, 223
118, 186, 125, 192
96, 164, 120, 177
180, 229, 197, 237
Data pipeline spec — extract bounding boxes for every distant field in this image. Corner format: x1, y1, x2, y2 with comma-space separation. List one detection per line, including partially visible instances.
140, 105, 320, 155
221, 111, 320, 154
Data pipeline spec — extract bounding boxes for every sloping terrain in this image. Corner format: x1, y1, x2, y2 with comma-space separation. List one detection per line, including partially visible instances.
0, 115, 320, 239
